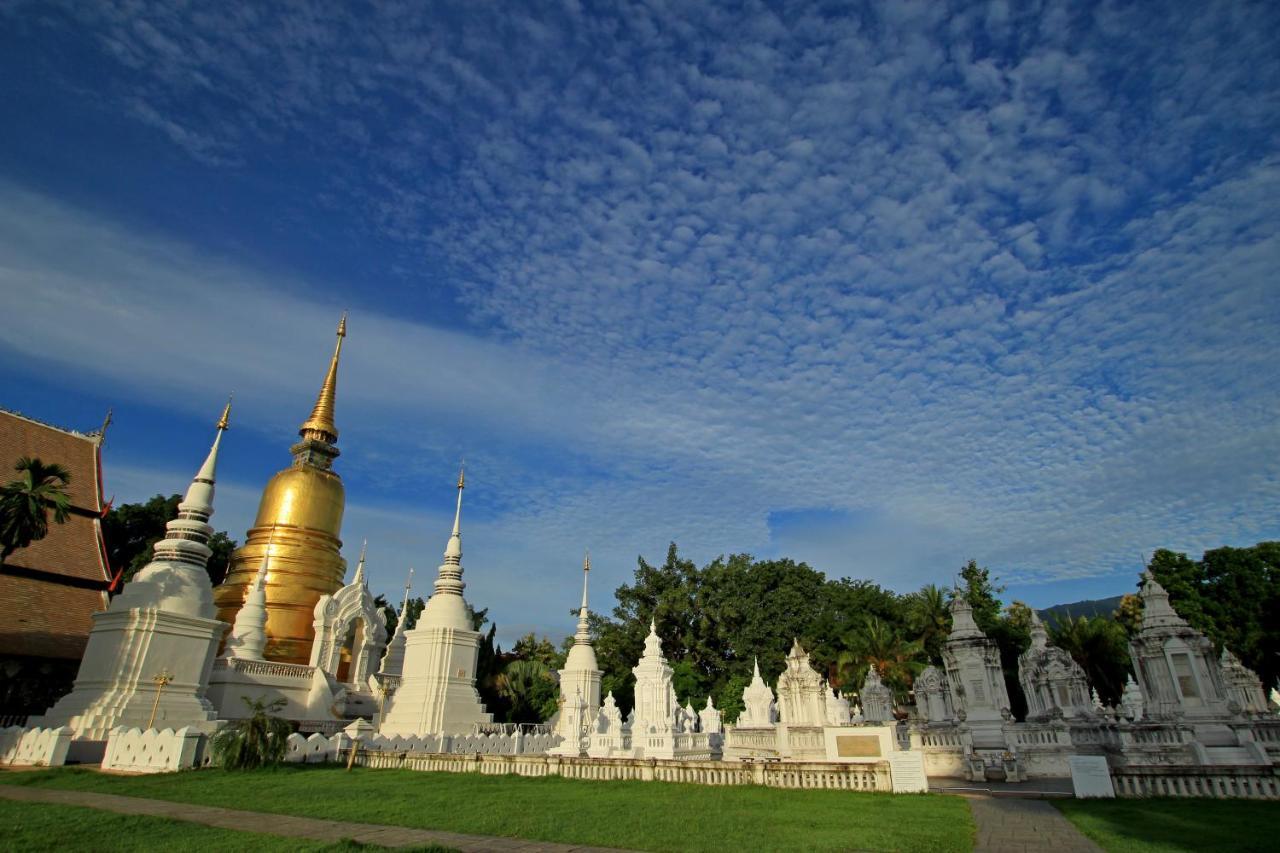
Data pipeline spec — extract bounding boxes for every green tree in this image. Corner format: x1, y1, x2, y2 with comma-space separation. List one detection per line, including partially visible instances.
512, 633, 566, 670
906, 584, 951, 664
1114, 593, 1143, 636
1147, 543, 1280, 689
956, 559, 1003, 632
1050, 615, 1131, 706
0, 457, 72, 563
495, 659, 558, 723
101, 493, 236, 586
835, 615, 925, 701
209, 696, 292, 769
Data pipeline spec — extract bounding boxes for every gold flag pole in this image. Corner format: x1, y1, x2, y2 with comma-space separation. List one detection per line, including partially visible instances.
146, 670, 173, 729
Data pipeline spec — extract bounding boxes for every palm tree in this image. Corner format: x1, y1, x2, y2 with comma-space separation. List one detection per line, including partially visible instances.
495, 659, 557, 723
0, 457, 72, 563
907, 583, 951, 663
835, 616, 926, 701
209, 696, 292, 769
1049, 615, 1131, 706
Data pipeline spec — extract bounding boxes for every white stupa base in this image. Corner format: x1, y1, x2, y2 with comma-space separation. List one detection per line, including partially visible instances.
377, 625, 492, 737
36, 608, 224, 740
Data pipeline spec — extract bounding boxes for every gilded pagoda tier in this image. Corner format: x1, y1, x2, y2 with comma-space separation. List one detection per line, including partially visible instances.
214, 314, 350, 666
214, 463, 347, 664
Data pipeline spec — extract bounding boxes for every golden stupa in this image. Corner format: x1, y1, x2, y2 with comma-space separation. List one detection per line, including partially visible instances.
214, 316, 350, 664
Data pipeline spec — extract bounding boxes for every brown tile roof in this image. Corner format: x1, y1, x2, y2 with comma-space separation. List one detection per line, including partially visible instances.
0, 573, 105, 660
1, 409, 112, 659
0, 409, 104, 512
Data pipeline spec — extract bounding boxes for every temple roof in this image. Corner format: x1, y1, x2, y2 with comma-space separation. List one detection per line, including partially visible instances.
0, 409, 111, 659
0, 409, 110, 584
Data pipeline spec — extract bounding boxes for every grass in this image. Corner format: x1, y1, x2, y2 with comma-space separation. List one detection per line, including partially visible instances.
1055, 798, 1280, 853
2, 765, 974, 852
0, 798, 451, 852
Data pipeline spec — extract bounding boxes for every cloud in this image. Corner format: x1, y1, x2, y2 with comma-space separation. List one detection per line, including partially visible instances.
2, 0, 1279, 632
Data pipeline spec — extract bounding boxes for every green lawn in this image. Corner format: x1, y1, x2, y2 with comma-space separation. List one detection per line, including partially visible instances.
1055, 798, 1280, 853
0, 798, 450, 852
2, 766, 974, 852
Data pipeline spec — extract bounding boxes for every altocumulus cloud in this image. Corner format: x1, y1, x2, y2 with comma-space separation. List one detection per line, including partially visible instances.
1, 0, 1278, 632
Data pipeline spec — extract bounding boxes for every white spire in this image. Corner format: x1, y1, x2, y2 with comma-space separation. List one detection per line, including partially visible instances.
378, 566, 415, 677
417, 467, 473, 631
149, 399, 230, 572
1029, 610, 1048, 650
352, 538, 368, 587
226, 548, 270, 660
444, 466, 464, 561
574, 550, 591, 644
395, 567, 414, 636
947, 594, 986, 639
1138, 570, 1189, 630
175, 396, 231, 526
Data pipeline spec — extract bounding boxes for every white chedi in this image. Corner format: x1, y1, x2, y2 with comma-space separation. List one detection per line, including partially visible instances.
699, 695, 723, 734
738, 658, 776, 728
377, 470, 493, 736
1120, 675, 1144, 721
860, 664, 894, 723
224, 550, 270, 660
825, 685, 852, 725
378, 567, 414, 678
586, 691, 626, 758
38, 402, 233, 740
551, 553, 602, 756
632, 619, 678, 736
776, 640, 827, 725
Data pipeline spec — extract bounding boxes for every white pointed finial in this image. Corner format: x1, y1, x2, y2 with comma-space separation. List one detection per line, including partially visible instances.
351, 538, 368, 587
444, 465, 465, 560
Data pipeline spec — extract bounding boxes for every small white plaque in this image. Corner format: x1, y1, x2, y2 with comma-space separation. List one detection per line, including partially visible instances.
888, 751, 929, 793
1069, 755, 1115, 798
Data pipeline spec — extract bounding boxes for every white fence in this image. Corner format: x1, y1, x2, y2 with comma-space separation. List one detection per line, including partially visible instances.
353, 749, 893, 791
0, 726, 72, 766
1111, 767, 1280, 799
102, 727, 205, 773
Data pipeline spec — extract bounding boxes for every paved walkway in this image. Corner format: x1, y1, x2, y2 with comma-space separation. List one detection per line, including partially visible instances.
966, 796, 1101, 853
0, 785, 637, 852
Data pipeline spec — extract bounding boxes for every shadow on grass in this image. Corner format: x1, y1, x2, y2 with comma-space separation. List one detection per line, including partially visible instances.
1054, 798, 1278, 853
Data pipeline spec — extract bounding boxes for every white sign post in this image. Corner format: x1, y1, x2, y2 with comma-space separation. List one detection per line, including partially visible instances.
888, 751, 929, 793
1069, 755, 1115, 798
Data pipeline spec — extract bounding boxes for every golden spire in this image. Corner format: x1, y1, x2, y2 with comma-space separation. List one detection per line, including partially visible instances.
216, 395, 233, 431
299, 313, 346, 441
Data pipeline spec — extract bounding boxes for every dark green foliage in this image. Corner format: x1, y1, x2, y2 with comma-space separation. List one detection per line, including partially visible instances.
1147, 542, 1280, 689
0, 456, 72, 562
209, 696, 291, 770
1049, 615, 1131, 706
494, 659, 558, 723
594, 544, 911, 718
101, 493, 236, 587
834, 616, 925, 702
905, 584, 951, 664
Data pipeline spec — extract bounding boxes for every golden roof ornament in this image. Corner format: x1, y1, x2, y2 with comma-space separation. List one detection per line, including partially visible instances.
299, 312, 346, 441
216, 395, 233, 431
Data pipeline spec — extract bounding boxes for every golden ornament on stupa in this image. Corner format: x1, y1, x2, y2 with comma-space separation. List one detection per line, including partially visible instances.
213, 315, 350, 664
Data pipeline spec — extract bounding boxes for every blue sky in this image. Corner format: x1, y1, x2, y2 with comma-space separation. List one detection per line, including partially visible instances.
1, 0, 1278, 646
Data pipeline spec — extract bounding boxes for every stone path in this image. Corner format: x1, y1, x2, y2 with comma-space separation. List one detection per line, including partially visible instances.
0, 785, 637, 852
966, 796, 1101, 853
